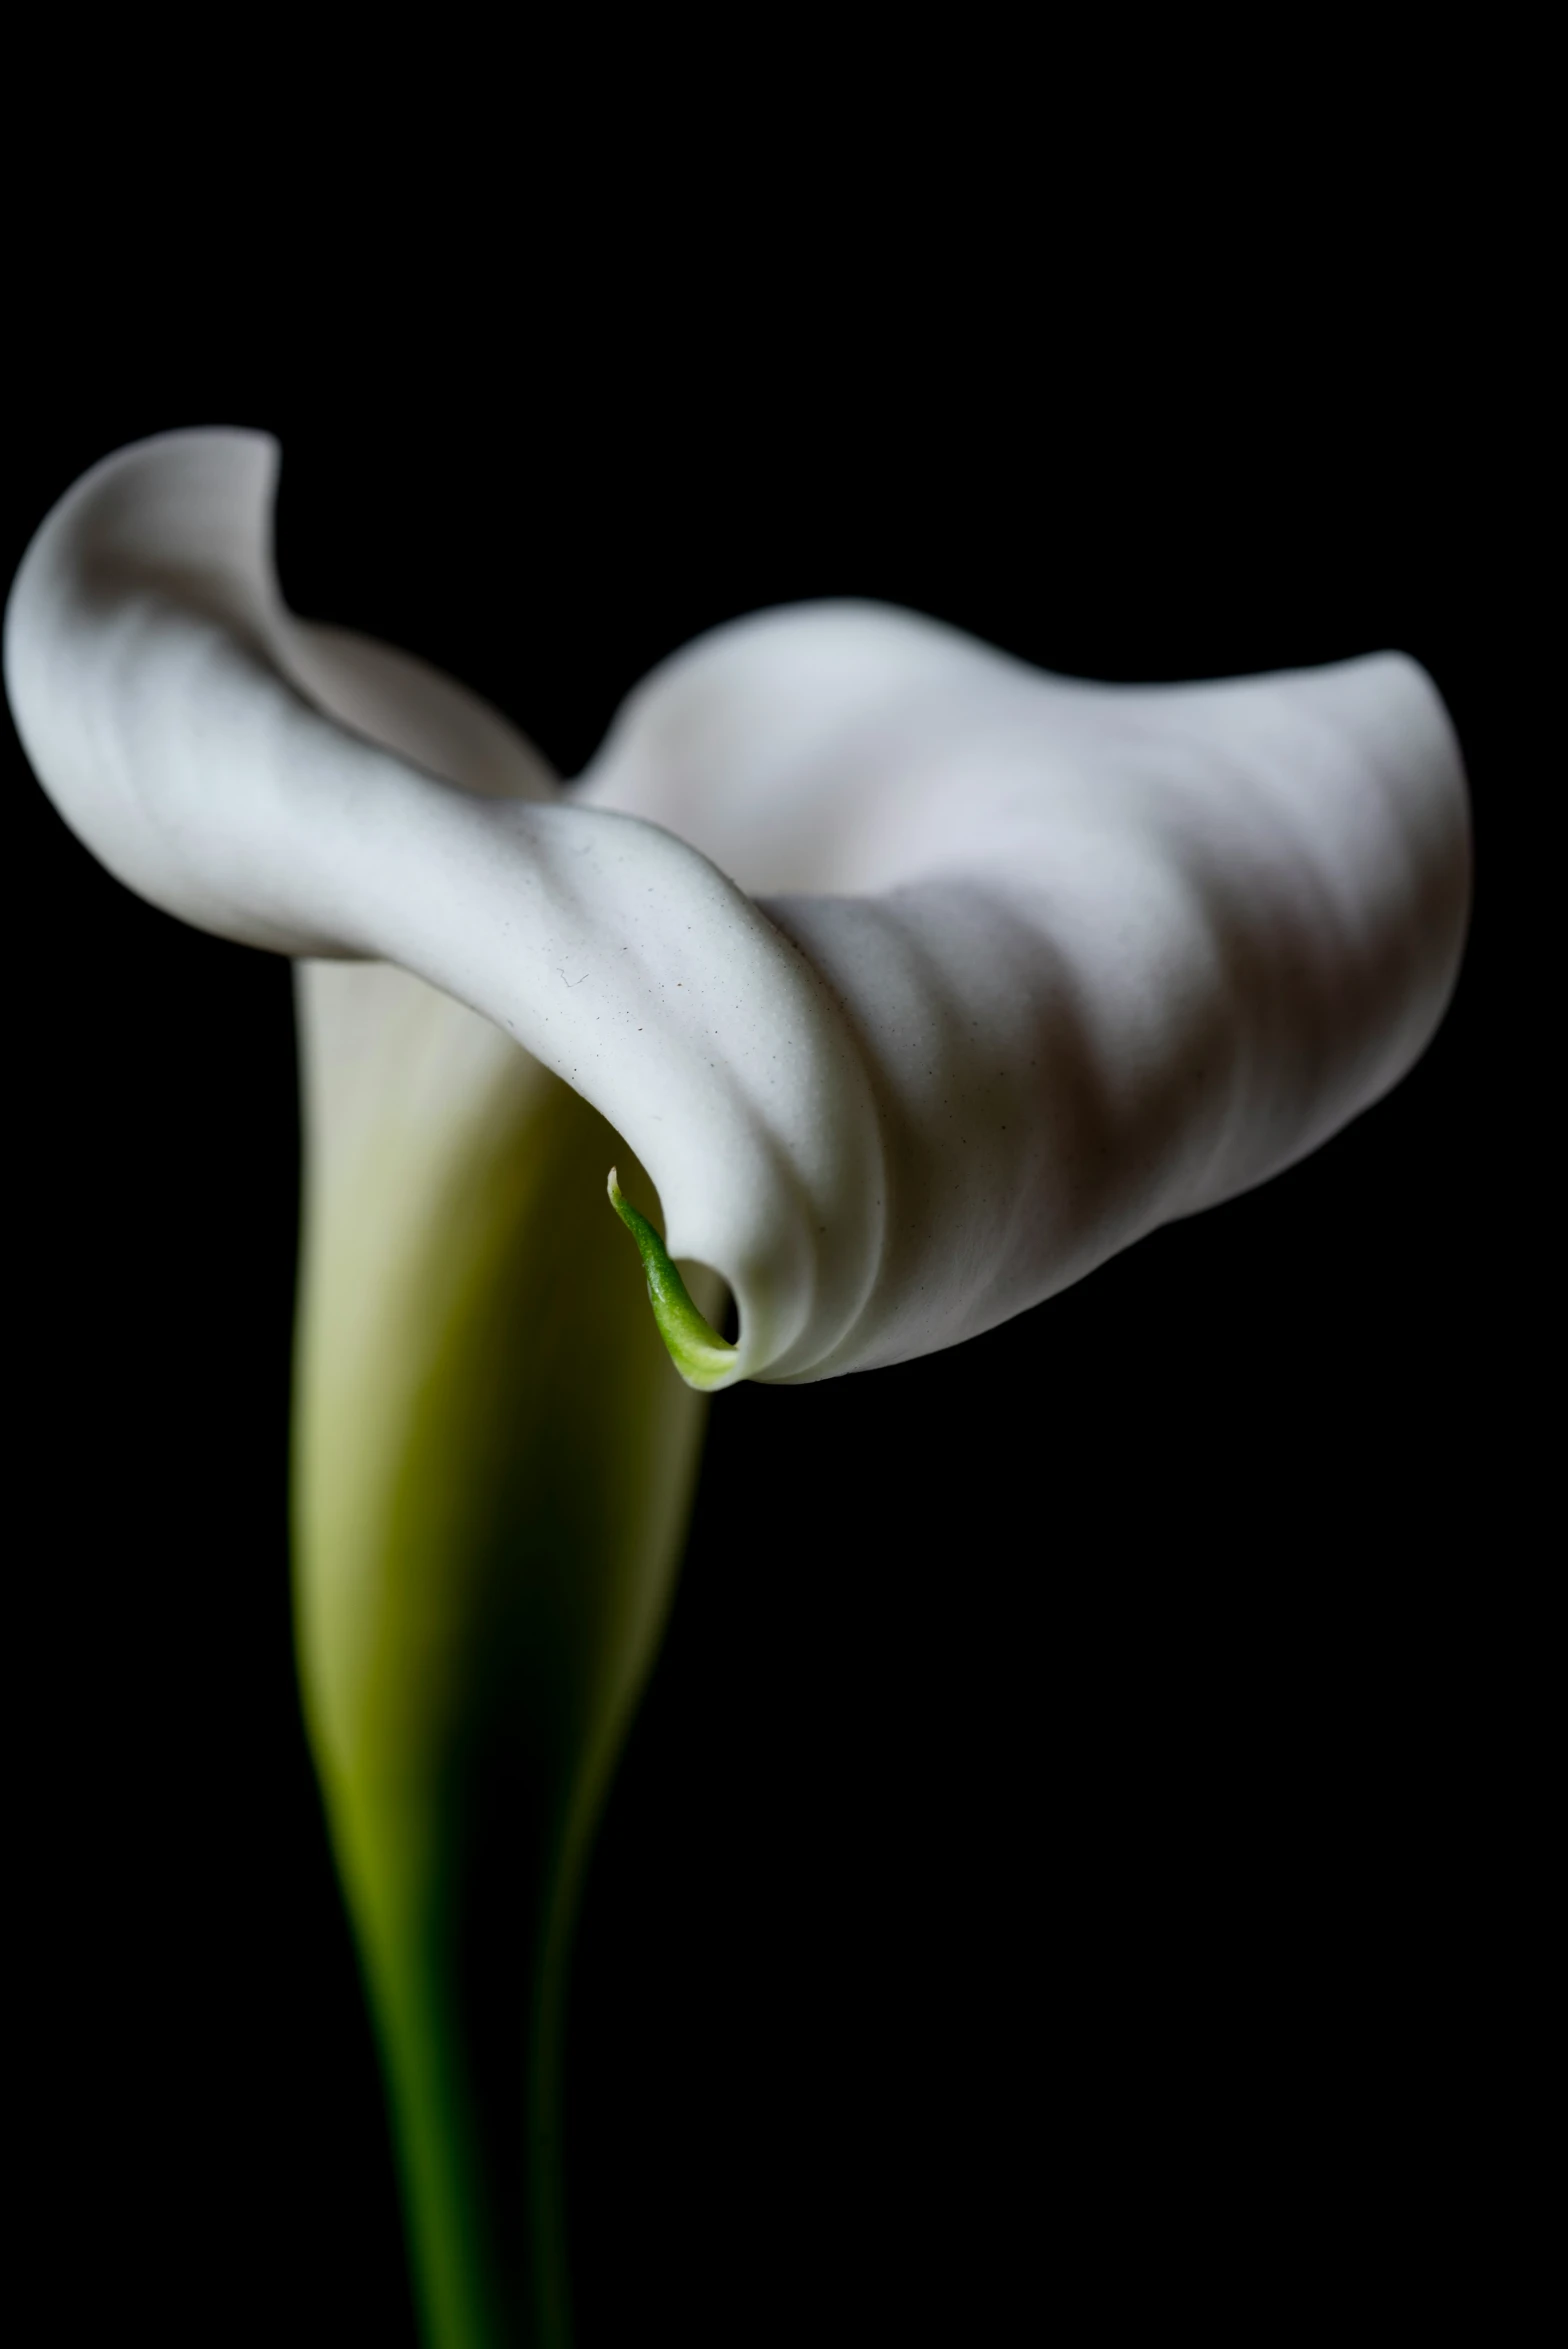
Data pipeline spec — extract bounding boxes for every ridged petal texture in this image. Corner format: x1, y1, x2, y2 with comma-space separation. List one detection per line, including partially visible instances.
6, 430, 1471, 1385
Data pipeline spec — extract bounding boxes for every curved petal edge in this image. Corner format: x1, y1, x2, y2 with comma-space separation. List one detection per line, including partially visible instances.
6, 431, 1471, 1384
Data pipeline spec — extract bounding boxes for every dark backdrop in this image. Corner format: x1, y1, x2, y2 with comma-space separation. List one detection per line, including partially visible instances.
6, 211, 1529, 2344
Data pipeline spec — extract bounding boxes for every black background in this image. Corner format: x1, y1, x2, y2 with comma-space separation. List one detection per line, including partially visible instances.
6, 140, 1535, 2346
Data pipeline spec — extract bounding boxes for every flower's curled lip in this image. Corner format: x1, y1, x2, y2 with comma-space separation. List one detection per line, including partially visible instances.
5, 431, 1471, 1386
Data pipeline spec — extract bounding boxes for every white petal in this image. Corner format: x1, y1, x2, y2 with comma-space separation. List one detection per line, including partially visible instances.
582, 604, 1470, 1374
7, 432, 1469, 1385
4, 432, 884, 1383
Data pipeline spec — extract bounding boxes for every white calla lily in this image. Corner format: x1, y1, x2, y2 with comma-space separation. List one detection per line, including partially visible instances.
6, 429, 1471, 2349
4, 430, 1470, 1394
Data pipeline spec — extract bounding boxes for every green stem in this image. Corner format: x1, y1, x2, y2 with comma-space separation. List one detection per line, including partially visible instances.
335, 1779, 577, 2348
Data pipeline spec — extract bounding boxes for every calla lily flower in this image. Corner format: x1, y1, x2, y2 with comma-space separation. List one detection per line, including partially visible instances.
5, 431, 1470, 2346
6, 431, 1469, 1394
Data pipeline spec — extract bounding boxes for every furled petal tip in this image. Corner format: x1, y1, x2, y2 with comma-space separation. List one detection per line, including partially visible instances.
606, 1170, 739, 1392
6, 431, 1472, 1387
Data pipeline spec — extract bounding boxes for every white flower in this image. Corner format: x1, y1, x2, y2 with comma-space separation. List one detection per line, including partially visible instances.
4, 429, 1470, 1394
4, 428, 1472, 2346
